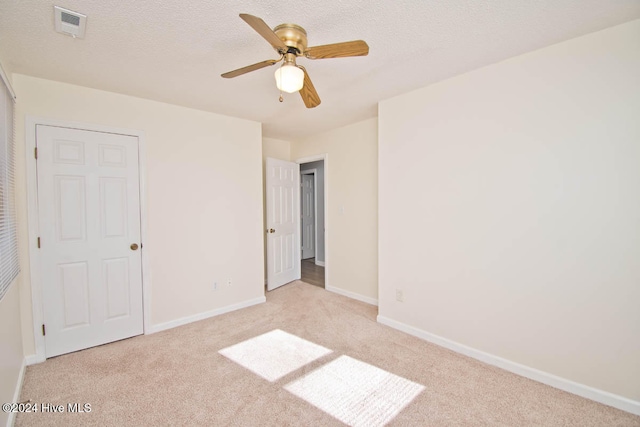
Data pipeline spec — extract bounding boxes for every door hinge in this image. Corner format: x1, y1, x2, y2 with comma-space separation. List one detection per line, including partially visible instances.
37, 237, 41, 248
42, 324, 46, 336
34, 147, 38, 159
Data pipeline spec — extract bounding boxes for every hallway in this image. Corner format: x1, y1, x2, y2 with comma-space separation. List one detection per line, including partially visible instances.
301, 258, 324, 288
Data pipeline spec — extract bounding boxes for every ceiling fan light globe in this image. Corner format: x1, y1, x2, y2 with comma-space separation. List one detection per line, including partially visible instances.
275, 64, 304, 93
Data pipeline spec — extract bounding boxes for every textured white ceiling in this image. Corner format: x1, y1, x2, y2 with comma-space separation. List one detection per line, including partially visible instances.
1, 1, 639, 140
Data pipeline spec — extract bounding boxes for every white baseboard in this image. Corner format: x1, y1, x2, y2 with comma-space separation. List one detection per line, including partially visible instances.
376, 315, 640, 416
147, 296, 266, 334
326, 285, 378, 306
6, 358, 27, 427
315, 260, 325, 267
22, 297, 268, 364
25, 354, 45, 366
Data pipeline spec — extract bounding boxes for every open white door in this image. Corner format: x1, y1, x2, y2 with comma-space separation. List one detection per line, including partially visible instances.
301, 173, 315, 259
36, 125, 143, 357
266, 158, 300, 290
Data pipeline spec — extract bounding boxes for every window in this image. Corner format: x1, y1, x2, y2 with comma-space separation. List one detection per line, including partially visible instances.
0, 74, 19, 301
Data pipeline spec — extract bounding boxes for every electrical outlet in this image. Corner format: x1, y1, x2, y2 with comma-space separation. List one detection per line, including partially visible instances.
212, 282, 218, 291
226, 278, 232, 287
396, 289, 404, 302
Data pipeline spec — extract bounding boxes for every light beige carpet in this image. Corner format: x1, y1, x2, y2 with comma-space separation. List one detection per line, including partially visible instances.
17, 281, 640, 426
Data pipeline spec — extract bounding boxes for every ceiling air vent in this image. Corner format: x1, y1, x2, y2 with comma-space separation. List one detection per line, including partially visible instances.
54, 6, 87, 39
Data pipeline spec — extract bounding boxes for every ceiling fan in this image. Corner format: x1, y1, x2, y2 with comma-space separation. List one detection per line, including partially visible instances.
221, 14, 369, 108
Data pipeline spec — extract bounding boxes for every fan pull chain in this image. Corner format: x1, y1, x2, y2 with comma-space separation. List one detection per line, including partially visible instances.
277, 61, 284, 102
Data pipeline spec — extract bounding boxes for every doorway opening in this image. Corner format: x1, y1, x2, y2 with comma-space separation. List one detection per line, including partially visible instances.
299, 159, 325, 288
264, 155, 328, 292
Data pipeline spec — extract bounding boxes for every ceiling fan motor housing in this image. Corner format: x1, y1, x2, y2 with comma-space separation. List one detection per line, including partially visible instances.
273, 23, 308, 55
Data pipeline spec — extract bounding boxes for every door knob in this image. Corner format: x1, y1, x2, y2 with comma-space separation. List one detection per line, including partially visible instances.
130, 243, 139, 250
269, 228, 275, 233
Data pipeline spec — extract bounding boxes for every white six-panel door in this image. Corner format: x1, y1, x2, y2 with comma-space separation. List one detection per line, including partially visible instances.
36, 125, 143, 357
301, 173, 315, 259
266, 158, 300, 291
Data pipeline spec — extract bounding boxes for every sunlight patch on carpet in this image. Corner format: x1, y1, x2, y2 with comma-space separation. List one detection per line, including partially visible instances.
284, 355, 425, 427
218, 329, 332, 382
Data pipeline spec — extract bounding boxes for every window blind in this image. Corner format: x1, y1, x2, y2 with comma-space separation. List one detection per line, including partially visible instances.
0, 77, 19, 301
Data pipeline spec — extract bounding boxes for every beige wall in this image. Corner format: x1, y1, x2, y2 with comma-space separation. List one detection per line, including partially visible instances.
291, 118, 378, 302
379, 20, 640, 401
14, 75, 265, 356
0, 282, 24, 427
262, 137, 291, 163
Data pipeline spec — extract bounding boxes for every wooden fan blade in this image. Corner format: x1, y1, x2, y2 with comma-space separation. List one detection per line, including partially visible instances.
305, 40, 369, 59
239, 14, 288, 53
221, 59, 279, 78
298, 66, 321, 108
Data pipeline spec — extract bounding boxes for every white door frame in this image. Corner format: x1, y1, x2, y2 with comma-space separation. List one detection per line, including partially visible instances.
25, 116, 151, 364
295, 154, 328, 287
300, 169, 318, 261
